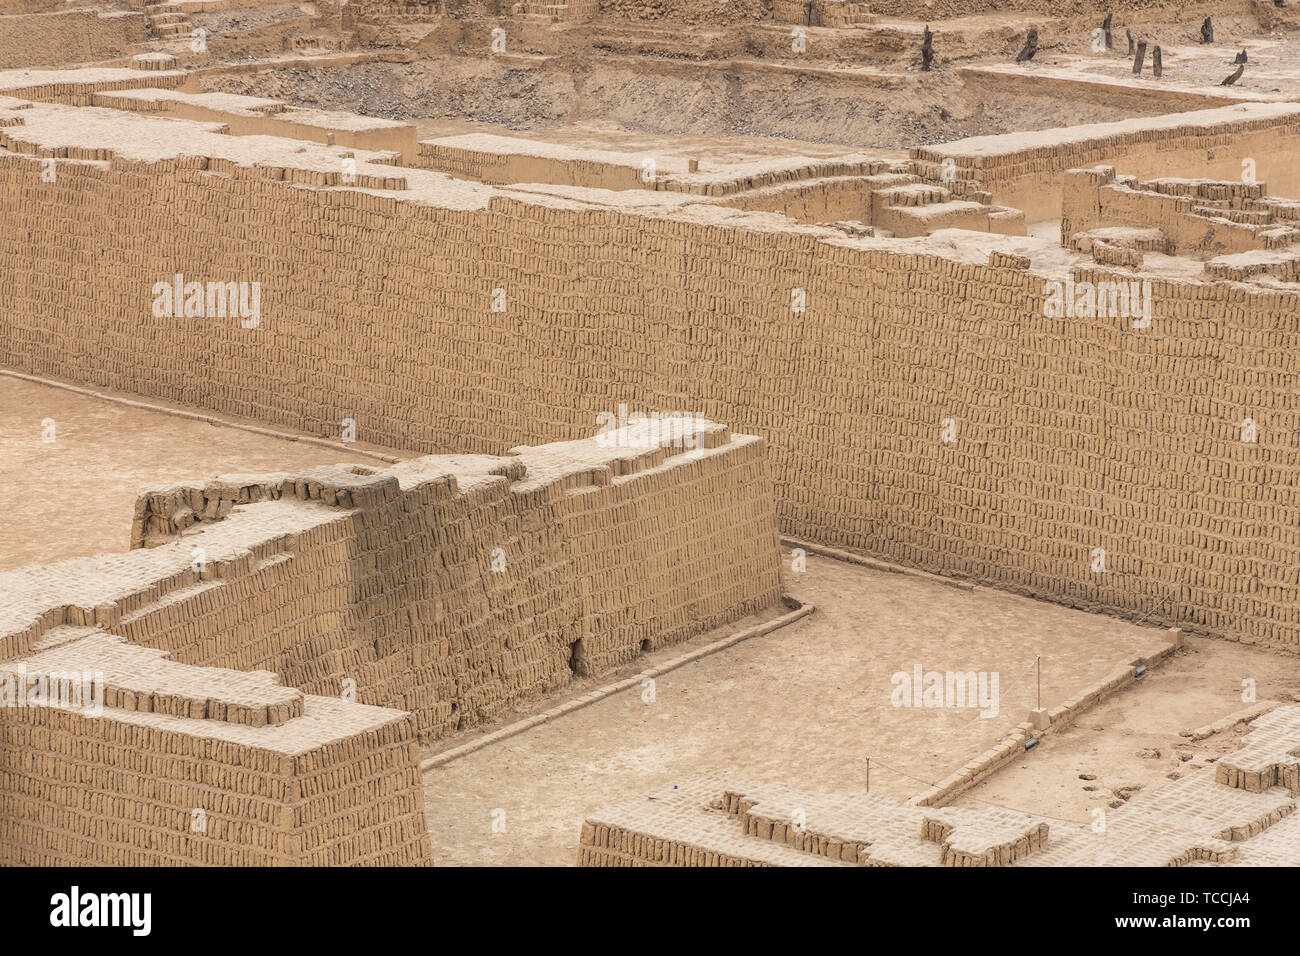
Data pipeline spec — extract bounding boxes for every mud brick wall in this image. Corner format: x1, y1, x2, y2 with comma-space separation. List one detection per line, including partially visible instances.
584, 762, 1300, 867
1206, 250, 1300, 285
416, 139, 647, 190
0, 429, 777, 865
0, 697, 431, 866
1062, 166, 1281, 256
0, 11, 146, 69
0, 70, 187, 106
526, 430, 780, 675
290, 721, 430, 865
0, 0, 123, 10
720, 175, 877, 225
5, 128, 1300, 653
352, 1, 444, 22
660, 159, 883, 198
577, 789, 844, 867
10, 431, 776, 739
415, 142, 884, 196
94, 90, 420, 157
814, 0, 1249, 22
914, 105, 1300, 221
116, 435, 780, 739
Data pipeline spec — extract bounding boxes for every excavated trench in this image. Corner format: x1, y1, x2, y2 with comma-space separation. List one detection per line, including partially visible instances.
199, 54, 1169, 148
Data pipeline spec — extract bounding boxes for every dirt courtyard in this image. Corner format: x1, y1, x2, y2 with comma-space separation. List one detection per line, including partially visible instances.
952, 634, 1300, 824
421, 552, 1173, 865
0, 374, 403, 571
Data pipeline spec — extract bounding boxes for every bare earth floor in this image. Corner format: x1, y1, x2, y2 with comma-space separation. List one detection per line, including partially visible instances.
0, 376, 402, 570
421, 552, 1171, 866
951, 635, 1300, 824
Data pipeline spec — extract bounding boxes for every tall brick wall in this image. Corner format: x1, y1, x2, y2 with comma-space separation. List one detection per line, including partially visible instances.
0, 425, 780, 865
4, 107, 1300, 652
5, 434, 781, 741
0, 10, 146, 69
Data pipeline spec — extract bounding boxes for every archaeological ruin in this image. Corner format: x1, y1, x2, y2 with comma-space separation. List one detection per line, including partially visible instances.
1, 0, 1299, 878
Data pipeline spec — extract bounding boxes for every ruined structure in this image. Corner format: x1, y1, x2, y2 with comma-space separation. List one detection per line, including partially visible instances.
1, 422, 781, 864
3, 0, 1300, 870
579, 706, 1300, 866
7, 91, 1300, 655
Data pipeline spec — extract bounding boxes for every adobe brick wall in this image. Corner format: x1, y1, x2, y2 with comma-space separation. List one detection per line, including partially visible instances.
1061, 165, 1298, 256
416, 137, 647, 190
3, 432, 781, 740
3, 103, 1300, 652
94, 88, 421, 157
0, 10, 146, 69
914, 104, 1300, 221
792, 0, 1246, 22
0, 422, 780, 865
0, 658, 432, 866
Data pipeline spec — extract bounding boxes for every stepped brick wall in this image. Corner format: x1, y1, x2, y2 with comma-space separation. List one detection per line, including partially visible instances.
913, 104, 1300, 221
416, 135, 649, 190
1062, 165, 1300, 256
3, 425, 780, 740
0, 421, 780, 864
0, 637, 432, 866
721, 174, 894, 226
581, 720, 1300, 867
4, 101, 1300, 652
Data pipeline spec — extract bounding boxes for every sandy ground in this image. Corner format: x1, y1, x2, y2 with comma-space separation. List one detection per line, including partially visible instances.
0, 376, 402, 570
421, 551, 1171, 866
413, 119, 906, 165
201, 57, 1161, 149
952, 635, 1300, 825
190, 5, 1295, 146
1075, 36, 1300, 97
